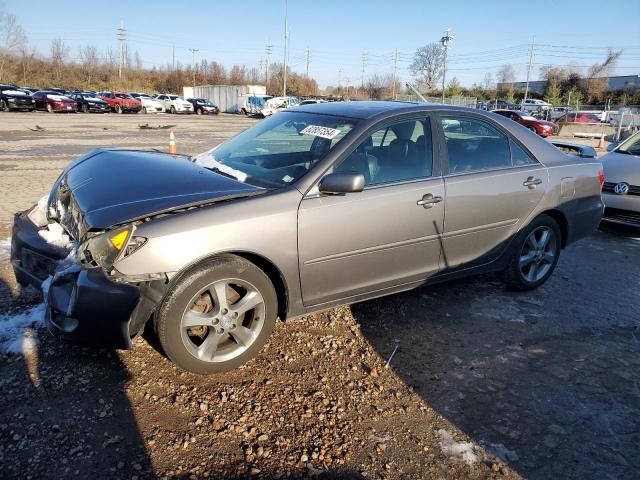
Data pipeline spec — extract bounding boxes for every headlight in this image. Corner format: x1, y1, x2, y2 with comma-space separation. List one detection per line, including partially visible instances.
77, 225, 136, 270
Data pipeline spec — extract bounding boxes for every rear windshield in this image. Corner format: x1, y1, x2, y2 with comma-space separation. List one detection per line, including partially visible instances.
194, 111, 357, 188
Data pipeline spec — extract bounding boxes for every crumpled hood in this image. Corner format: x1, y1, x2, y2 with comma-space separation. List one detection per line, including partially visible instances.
50, 149, 262, 234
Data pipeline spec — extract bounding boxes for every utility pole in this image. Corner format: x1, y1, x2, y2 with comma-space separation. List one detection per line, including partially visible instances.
305, 47, 310, 77
361, 51, 368, 89
172, 44, 175, 72
392, 48, 399, 100
283, 0, 288, 97
338, 68, 342, 93
265, 41, 273, 85
189, 48, 199, 92
523, 36, 535, 102
440, 29, 454, 103
117, 20, 126, 79
345, 77, 351, 97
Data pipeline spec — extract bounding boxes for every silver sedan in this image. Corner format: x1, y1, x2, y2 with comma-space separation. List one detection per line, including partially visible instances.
11, 102, 604, 374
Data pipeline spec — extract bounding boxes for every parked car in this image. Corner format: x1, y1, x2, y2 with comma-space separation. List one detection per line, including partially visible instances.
261, 96, 300, 116
549, 106, 572, 121
240, 94, 273, 115
11, 102, 604, 373
483, 99, 520, 111
0, 85, 34, 111
44, 87, 69, 95
492, 109, 559, 137
18, 86, 39, 95
556, 111, 603, 124
68, 92, 110, 113
520, 98, 552, 113
299, 99, 327, 105
599, 131, 640, 227
155, 94, 194, 114
129, 93, 165, 114
99, 91, 142, 114
186, 98, 220, 115
31, 90, 77, 113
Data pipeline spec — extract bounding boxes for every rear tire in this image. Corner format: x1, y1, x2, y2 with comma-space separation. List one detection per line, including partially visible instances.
241, 108, 248, 116
0, 99, 8, 111
155, 255, 277, 374
142, 107, 148, 114
498, 214, 561, 291
82, 103, 89, 113
46, 103, 53, 113
170, 105, 176, 114
197, 108, 203, 115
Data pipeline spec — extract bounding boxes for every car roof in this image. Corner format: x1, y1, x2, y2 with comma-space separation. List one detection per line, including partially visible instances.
290, 100, 472, 120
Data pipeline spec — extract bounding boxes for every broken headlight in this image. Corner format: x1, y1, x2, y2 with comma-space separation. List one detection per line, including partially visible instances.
77, 225, 136, 270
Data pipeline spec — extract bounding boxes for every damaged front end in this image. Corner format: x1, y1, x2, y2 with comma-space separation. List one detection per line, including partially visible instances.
11, 195, 164, 349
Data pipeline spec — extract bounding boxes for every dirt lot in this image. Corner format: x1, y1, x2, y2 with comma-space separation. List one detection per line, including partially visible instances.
0, 111, 639, 480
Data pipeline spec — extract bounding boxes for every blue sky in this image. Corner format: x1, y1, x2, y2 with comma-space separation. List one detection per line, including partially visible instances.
4, 0, 639, 89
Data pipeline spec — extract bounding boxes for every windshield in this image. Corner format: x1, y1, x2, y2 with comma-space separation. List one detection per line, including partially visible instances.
115, 93, 132, 99
193, 111, 357, 188
617, 133, 640, 156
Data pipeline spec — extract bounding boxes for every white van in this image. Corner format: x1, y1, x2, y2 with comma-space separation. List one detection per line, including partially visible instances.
240, 95, 273, 115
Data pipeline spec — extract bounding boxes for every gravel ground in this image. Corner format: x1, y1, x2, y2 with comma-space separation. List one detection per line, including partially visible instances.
0, 112, 638, 480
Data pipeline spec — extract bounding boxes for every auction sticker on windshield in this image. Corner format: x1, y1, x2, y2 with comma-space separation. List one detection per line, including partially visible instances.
300, 125, 341, 140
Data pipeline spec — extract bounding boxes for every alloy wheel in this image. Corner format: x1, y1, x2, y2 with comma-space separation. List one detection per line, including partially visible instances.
180, 278, 266, 363
519, 226, 557, 282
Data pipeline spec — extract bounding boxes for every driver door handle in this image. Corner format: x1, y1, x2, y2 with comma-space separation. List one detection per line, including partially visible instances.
523, 177, 542, 189
417, 193, 443, 208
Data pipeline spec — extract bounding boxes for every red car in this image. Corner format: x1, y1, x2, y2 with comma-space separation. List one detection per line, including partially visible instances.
557, 111, 603, 124
99, 91, 142, 113
31, 91, 77, 113
492, 109, 559, 137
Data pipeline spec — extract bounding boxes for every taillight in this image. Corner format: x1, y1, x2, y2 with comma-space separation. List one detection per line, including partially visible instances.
598, 169, 605, 189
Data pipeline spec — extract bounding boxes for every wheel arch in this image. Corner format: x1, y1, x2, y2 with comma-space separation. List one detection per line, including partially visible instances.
166, 250, 289, 322
538, 208, 568, 248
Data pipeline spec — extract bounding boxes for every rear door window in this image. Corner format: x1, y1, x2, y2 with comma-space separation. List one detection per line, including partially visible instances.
441, 116, 511, 174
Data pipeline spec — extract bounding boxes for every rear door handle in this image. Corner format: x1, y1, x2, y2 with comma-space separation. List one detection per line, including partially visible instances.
417, 193, 443, 208
523, 177, 542, 189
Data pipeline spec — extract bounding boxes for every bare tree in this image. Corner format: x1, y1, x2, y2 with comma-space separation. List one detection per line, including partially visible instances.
18, 43, 36, 85
134, 51, 143, 70
79, 45, 99, 85
229, 64, 246, 85
50, 37, 69, 84
585, 49, 622, 102
410, 43, 444, 91
497, 64, 516, 85
0, 9, 26, 82
207, 61, 227, 84
482, 72, 494, 90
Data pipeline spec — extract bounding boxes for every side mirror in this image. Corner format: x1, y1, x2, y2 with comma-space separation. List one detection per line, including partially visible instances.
318, 172, 365, 194
606, 142, 618, 152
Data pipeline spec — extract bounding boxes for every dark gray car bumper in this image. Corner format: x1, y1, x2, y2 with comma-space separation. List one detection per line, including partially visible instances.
11, 211, 142, 349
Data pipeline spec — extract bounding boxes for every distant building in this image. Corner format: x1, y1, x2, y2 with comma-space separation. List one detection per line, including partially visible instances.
497, 75, 640, 95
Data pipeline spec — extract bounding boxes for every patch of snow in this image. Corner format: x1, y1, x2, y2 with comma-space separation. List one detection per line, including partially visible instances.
0, 237, 11, 262
486, 442, 519, 462
193, 149, 247, 182
38, 222, 72, 249
0, 303, 46, 354
27, 195, 49, 227
437, 429, 477, 464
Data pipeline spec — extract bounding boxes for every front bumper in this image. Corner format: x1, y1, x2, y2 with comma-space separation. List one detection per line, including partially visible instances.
11, 212, 143, 349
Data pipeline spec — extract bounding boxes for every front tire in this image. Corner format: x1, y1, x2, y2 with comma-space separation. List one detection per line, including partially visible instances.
155, 255, 277, 374
170, 105, 176, 114
527, 125, 538, 135
499, 214, 561, 291
115, 104, 122, 114
196, 108, 203, 115
82, 103, 89, 113
46, 103, 53, 113
0, 99, 8, 111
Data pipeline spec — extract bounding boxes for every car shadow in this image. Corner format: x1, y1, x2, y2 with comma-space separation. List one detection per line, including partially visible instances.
0, 276, 153, 479
351, 227, 640, 480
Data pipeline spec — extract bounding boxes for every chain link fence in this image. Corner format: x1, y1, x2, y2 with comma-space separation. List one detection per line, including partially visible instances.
396, 94, 478, 108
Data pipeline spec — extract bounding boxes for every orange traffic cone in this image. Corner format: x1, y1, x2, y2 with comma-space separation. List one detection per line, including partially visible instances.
597, 133, 605, 149
169, 131, 176, 154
